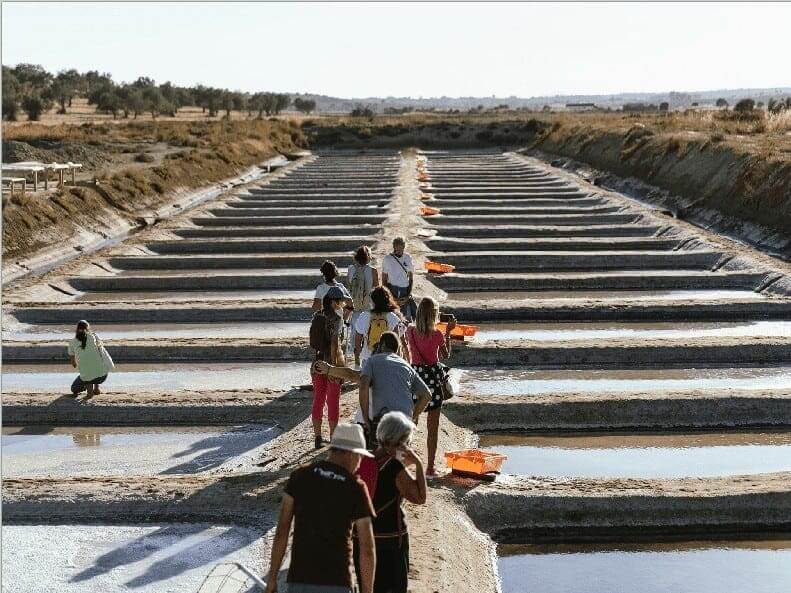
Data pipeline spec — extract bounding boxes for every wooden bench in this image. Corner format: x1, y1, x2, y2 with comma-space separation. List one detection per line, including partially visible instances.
2, 163, 46, 190
2, 161, 83, 191
2, 177, 27, 197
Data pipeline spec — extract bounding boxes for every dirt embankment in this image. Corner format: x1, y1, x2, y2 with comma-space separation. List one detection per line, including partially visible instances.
2, 120, 306, 261
305, 117, 546, 149
522, 121, 791, 257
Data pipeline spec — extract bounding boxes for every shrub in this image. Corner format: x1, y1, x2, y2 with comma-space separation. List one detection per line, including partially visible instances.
350, 104, 375, 118
710, 132, 725, 143
767, 99, 786, 115
21, 94, 50, 121
293, 97, 316, 114
2, 94, 18, 120
134, 152, 155, 163
734, 98, 755, 113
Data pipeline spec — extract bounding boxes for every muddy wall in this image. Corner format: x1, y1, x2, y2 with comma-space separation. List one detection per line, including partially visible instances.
525, 125, 791, 257
304, 119, 548, 149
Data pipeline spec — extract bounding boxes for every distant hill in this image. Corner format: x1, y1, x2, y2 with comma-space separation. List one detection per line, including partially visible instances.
291, 87, 791, 113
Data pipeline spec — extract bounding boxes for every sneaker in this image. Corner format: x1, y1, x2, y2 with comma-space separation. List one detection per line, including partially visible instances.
314, 436, 323, 450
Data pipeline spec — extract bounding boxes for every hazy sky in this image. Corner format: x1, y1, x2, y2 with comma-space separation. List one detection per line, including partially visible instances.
2, 2, 789, 98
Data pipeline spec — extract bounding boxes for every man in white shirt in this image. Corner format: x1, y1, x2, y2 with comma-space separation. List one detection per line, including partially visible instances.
381, 237, 417, 322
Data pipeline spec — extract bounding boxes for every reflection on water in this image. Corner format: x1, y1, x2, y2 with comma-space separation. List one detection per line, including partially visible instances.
1, 425, 236, 453
461, 367, 791, 396
498, 541, 791, 593
3, 322, 311, 342
474, 320, 791, 342
1, 361, 311, 393
478, 432, 791, 479
72, 289, 314, 302
448, 289, 765, 302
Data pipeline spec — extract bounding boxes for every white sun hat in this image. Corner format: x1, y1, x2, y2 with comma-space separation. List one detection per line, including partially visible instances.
330, 423, 374, 457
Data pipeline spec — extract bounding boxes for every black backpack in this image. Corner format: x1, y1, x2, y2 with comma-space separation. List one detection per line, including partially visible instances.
309, 311, 332, 355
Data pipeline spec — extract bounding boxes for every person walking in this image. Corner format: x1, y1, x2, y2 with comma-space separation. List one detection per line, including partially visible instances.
354, 287, 408, 366
354, 286, 407, 365
381, 238, 417, 322
354, 412, 427, 593
265, 423, 377, 593
406, 298, 456, 476
67, 320, 113, 396
313, 260, 353, 313
309, 287, 347, 449
347, 245, 379, 357
359, 332, 431, 444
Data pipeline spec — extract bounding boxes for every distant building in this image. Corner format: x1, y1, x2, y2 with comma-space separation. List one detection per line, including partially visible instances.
565, 102, 597, 112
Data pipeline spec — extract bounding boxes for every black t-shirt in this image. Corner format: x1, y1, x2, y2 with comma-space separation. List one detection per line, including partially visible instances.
284, 460, 375, 587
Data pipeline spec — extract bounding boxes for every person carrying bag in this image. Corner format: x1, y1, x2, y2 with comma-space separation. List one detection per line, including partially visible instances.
405, 297, 456, 476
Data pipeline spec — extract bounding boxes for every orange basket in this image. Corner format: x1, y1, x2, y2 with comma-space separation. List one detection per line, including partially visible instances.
418, 174, 431, 182
436, 322, 477, 339
421, 206, 441, 216
425, 261, 455, 273
445, 449, 507, 476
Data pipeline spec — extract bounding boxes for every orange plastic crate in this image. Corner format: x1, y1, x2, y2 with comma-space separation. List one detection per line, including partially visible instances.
421, 206, 441, 216
425, 261, 455, 273
436, 322, 477, 339
445, 449, 507, 476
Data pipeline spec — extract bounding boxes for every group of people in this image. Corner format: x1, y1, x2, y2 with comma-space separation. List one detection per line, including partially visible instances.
64, 237, 456, 593
270, 237, 458, 592
308, 237, 456, 476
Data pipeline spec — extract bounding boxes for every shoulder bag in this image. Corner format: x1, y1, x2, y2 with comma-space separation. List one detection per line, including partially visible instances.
409, 327, 455, 401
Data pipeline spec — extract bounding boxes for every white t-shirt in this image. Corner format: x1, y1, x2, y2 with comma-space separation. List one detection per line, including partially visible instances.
381, 253, 414, 288
314, 282, 351, 300
354, 310, 405, 361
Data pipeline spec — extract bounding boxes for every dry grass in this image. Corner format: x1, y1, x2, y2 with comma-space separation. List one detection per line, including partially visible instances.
767, 110, 791, 134
2, 118, 306, 259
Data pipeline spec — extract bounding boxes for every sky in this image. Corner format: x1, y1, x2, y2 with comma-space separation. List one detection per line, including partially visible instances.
2, 2, 789, 99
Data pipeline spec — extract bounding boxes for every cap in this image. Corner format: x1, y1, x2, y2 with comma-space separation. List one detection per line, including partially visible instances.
329, 423, 374, 457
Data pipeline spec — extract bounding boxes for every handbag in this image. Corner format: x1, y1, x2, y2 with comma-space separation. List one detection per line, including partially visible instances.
409, 327, 455, 401
439, 364, 458, 401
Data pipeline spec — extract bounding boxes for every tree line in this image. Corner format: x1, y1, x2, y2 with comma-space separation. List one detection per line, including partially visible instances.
2, 63, 318, 121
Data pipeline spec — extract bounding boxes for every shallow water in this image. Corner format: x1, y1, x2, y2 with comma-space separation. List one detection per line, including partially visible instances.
447, 289, 765, 302
72, 289, 314, 302
114, 268, 325, 277
2, 524, 267, 593
460, 366, 791, 396
2, 361, 311, 393
478, 431, 791, 478
498, 541, 791, 593
473, 320, 791, 342
3, 322, 310, 342
2, 424, 279, 477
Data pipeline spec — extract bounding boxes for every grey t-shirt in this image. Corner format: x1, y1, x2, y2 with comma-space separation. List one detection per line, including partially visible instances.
360, 352, 429, 419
